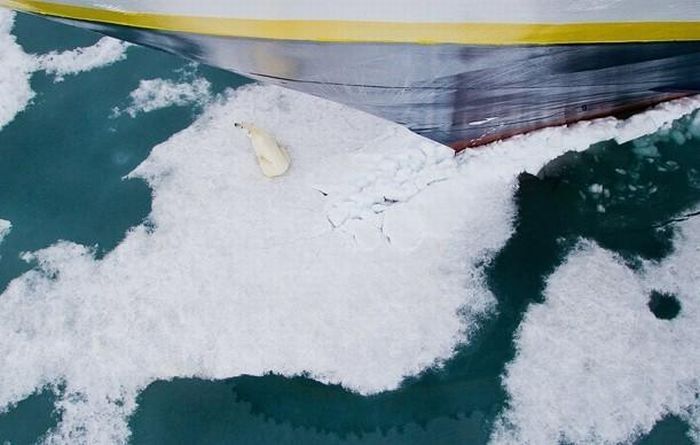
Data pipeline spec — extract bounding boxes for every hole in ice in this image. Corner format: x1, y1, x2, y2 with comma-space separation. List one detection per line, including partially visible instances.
648, 291, 681, 320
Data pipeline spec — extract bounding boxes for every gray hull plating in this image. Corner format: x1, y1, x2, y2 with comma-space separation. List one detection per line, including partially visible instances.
62, 18, 700, 147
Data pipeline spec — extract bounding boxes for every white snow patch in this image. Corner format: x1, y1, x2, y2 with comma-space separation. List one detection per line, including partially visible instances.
493, 213, 700, 444
0, 219, 10, 244
0, 87, 699, 444
114, 77, 211, 117
0, 10, 35, 130
36, 37, 130, 82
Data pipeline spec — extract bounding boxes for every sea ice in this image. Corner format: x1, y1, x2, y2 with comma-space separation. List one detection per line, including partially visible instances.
0, 10, 35, 130
0, 219, 10, 244
493, 212, 700, 444
1, 86, 698, 444
113, 77, 212, 117
36, 37, 130, 82
691, 114, 700, 139
0, 15, 130, 131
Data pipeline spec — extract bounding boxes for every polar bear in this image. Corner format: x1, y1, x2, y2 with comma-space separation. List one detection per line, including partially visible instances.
235, 122, 291, 178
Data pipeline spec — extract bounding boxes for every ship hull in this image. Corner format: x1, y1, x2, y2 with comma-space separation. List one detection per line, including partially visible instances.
3, 0, 700, 147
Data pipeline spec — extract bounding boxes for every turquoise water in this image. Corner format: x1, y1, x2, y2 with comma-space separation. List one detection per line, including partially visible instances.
1, 13, 699, 445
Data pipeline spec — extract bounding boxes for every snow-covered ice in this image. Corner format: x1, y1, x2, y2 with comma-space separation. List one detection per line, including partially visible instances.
36, 37, 130, 82
0, 219, 11, 244
0, 10, 35, 130
0, 85, 698, 444
493, 213, 700, 445
0, 13, 130, 130
114, 77, 211, 117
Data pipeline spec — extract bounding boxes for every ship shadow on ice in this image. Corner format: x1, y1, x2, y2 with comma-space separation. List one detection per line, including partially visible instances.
126, 115, 700, 444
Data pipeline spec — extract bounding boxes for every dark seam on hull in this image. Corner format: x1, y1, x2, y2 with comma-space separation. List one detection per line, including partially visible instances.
250, 71, 698, 91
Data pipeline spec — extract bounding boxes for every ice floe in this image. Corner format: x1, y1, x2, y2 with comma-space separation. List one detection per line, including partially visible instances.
36, 37, 130, 82
113, 77, 212, 117
0, 219, 10, 244
0, 13, 130, 130
493, 213, 700, 444
0, 10, 35, 130
1, 85, 699, 444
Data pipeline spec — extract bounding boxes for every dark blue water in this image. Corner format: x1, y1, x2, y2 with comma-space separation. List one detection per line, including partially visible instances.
1, 12, 698, 445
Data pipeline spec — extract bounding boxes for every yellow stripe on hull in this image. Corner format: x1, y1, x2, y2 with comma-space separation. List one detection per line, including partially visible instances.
2, 0, 700, 45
